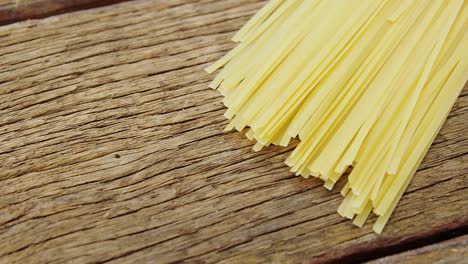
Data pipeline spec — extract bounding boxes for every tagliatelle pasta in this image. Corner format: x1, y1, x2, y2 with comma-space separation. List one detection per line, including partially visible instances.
206, 0, 468, 233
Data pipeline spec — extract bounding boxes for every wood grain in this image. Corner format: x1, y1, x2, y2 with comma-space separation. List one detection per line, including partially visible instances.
0, 0, 130, 25
368, 235, 468, 264
0, 0, 466, 263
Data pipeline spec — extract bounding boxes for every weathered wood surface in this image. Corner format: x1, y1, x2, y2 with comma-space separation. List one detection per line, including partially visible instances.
0, 0, 129, 25
368, 235, 468, 264
0, 0, 466, 263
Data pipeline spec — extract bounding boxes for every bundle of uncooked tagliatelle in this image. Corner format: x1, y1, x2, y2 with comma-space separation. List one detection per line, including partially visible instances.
205, 0, 468, 233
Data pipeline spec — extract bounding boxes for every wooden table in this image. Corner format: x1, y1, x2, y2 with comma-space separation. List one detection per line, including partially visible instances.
0, 1, 466, 263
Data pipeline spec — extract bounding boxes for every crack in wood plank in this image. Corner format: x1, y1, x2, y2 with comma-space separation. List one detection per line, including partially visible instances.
0, 0, 134, 25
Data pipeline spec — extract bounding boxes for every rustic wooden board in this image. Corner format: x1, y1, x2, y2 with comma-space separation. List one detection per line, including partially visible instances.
368, 235, 468, 264
0, 0, 466, 263
0, 0, 129, 25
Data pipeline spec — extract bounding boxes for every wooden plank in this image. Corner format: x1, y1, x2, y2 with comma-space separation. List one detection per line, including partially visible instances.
368, 235, 468, 264
0, 0, 466, 263
0, 0, 130, 25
